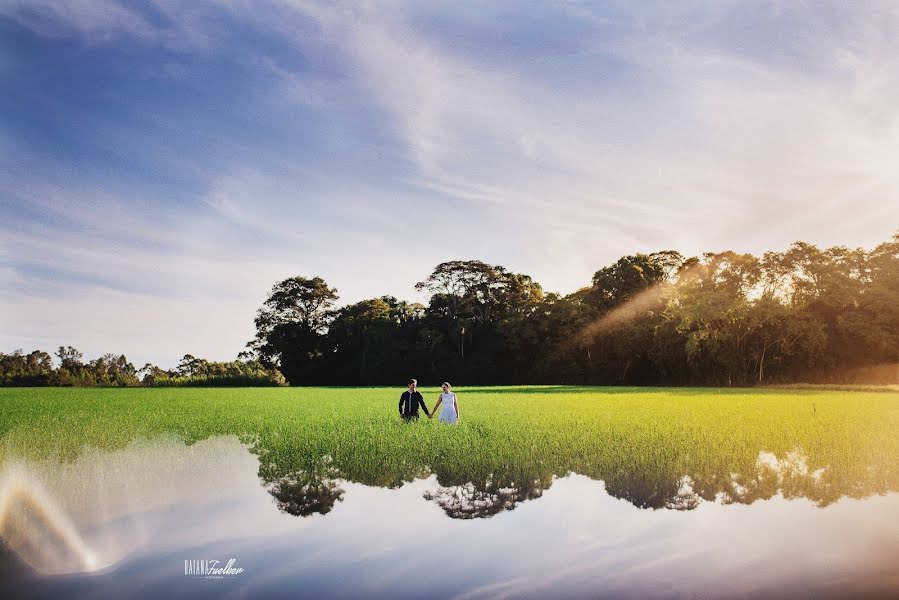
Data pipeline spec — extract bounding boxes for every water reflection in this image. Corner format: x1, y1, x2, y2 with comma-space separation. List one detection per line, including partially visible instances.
423, 473, 553, 519
599, 450, 838, 512
0, 435, 286, 575
1, 435, 897, 599
255, 446, 878, 519
262, 455, 345, 517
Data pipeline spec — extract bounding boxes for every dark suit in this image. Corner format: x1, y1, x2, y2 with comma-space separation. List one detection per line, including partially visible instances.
399, 390, 430, 421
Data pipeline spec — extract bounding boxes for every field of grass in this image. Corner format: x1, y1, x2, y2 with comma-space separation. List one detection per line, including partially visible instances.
1, 386, 897, 512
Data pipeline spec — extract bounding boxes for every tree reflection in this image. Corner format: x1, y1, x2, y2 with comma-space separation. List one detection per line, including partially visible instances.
266, 470, 344, 517
250, 439, 889, 518
602, 474, 684, 510
423, 472, 553, 519
603, 449, 853, 511
712, 450, 838, 507
256, 452, 345, 517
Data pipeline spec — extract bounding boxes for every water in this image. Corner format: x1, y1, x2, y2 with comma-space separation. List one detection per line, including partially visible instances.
1, 435, 897, 599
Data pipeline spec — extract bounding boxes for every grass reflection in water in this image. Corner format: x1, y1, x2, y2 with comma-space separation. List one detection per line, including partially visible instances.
1, 386, 896, 519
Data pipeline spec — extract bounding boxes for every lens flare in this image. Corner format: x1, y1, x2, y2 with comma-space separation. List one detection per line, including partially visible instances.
0, 462, 99, 575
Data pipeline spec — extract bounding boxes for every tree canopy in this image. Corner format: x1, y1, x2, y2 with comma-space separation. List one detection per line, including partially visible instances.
245, 234, 898, 386
4, 234, 896, 387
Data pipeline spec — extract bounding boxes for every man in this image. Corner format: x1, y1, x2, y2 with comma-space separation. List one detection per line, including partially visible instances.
399, 378, 430, 422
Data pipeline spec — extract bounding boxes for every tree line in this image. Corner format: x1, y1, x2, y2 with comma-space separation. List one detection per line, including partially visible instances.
248, 234, 899, 386
3, 233, 896, 387
0, 347, 285, 387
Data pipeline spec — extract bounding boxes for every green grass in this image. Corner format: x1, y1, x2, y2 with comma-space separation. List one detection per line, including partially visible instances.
1, 386, 897, 510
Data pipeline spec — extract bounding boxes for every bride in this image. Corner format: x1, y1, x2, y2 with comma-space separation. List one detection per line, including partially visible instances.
430, 382, 459, 424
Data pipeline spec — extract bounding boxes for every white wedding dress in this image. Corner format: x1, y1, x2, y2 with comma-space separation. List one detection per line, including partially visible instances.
438, 393, 458, 424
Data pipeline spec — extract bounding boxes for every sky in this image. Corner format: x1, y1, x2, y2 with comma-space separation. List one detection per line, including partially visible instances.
1, 0, 898, 369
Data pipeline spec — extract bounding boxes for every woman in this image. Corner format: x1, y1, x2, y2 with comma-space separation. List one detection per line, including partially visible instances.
430, 382, 459, 424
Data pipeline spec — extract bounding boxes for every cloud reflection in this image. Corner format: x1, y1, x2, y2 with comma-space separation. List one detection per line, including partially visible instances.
1, 434, 897, 599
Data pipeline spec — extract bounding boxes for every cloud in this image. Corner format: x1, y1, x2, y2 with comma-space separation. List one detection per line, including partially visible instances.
0, 287, 254, 369
261, 1, 897, 293
0, 0, 233, 49
287, 1, 899, 251
0, 0, 153, 40
1, 0, 897, 366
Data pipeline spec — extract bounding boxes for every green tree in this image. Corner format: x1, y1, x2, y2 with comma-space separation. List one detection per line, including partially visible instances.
661, 252, 761, 385
0, 350, 54, 385
249, 276, 339, 385
416, 261, 543, 382
579, 252, 687, 384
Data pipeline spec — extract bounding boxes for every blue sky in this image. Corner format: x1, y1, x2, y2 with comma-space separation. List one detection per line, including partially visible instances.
1, 0, 898, 368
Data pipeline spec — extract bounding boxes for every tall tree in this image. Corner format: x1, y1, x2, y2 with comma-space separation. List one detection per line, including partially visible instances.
661, 252, 761, 385
328, 297, 401, 385
579, 252, 687, 384
249, 276, 339, 385
416, 260, 543, 382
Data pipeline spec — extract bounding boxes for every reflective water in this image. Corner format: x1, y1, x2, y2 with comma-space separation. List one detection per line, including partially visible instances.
1, 435, 897, 599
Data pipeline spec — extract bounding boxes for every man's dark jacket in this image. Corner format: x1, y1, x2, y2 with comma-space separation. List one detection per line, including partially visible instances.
399, 390, 430, 420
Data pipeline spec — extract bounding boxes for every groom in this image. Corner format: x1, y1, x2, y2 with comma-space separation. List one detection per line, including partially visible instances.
399, 379, 430, 422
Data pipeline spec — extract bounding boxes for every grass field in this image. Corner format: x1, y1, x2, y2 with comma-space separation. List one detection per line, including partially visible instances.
1, 386, 897, 511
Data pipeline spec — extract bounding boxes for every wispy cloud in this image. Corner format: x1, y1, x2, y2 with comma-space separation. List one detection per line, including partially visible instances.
1, 0, 897, 366
285, 1, 899, 251
0, 0, 153, 40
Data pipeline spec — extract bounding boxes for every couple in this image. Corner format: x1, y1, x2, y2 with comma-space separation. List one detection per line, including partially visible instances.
399, 379, 459, 424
